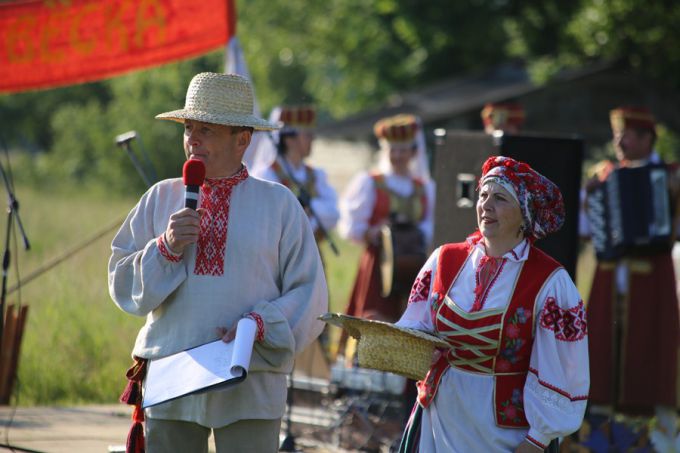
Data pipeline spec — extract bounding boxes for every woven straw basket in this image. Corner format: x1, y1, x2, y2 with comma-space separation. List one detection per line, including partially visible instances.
321, 313, 449, 381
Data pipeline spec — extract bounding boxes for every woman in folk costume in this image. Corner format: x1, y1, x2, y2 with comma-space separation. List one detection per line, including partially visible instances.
251, 105, 339, 241
338, 114, 435, 324
396, 156, 589, 453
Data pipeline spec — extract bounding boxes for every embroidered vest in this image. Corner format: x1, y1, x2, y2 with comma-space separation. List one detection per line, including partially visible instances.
271, 160, 317, 198
369, 173, 426, 226
418, 242, 561, 428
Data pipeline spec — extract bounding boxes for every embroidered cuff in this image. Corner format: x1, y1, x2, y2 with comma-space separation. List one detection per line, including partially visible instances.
526, 430, 550, 450
244, 312, 265, 342
156, 235, 182, 263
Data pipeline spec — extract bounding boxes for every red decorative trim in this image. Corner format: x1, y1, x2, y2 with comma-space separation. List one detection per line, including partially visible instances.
408, 270, 432, 304
526, 435, 547, 449
528, 367, 588, 401
471, 256, 506, 312
156, 235, 182, 262
539, 297, 588, 342
195, 167, 248, 276
244, 312, 265, 342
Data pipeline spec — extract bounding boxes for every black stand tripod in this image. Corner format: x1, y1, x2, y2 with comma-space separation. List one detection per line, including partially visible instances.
273, 138, 337, 451
0, 161, 30, 352
279, 372, 299, 452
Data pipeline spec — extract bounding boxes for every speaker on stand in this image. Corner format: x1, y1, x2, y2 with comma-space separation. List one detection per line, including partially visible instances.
432, 130, 584, 279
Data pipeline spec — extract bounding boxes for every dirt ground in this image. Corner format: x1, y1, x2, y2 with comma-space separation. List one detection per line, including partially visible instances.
0, 388, 405, 453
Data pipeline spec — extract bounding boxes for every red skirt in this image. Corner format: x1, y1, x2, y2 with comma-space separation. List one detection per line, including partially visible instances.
587, 253, 679, 413
344, 245, 405, 322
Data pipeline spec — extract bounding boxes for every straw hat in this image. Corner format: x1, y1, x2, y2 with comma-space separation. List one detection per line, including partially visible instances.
320, 313, 449, 381
156, 72, 279, 131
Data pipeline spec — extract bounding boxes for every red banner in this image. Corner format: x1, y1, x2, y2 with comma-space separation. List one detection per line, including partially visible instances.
0, 0, 235, 93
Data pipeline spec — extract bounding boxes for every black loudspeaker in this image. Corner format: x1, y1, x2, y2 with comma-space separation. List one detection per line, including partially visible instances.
432, 130, 584, 279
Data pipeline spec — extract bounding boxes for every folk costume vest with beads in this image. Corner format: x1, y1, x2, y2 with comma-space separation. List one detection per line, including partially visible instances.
369, 173, 426, 226
418, 242, 562, 428
270, 160, 317, 199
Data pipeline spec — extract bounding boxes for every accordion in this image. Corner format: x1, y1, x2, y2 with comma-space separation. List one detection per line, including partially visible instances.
586, 163, 673, 260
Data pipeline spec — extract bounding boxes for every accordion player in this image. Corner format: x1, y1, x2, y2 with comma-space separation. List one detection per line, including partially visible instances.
586, 163, 674, 260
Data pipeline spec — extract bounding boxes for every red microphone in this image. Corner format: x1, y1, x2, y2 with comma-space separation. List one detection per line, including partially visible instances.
183, 159, 206, 210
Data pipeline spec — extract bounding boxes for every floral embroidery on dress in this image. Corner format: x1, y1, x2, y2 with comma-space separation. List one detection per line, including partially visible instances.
498, 307, 531, 368
499, 387, 525, 424
539, 297, 588, 341
408, 270, 432, 304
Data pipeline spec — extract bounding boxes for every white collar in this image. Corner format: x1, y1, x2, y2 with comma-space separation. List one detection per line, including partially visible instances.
474, 238, 529, 262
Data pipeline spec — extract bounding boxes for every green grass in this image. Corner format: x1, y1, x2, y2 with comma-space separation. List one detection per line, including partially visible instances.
4, 183, 594, 405
4, 185, 361, 405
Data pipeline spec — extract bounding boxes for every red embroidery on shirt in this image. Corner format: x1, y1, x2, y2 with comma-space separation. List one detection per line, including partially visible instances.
528, 367, 588, 401
156, 236, 182, 262
539, 298, 588, 342
194, 167, 248, 276
244, 312, 265, 342
526, 435, 547, 449
408, 270, 432, 304
471, 256, 506, 312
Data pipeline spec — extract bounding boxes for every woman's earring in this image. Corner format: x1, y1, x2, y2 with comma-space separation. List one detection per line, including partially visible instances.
518, 224, 527, 237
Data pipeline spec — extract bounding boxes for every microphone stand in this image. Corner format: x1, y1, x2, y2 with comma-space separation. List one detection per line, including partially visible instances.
0, 161, 30, 353
115, 131, 153, 188
279, 372, 298, 452
274, 146, 340, 257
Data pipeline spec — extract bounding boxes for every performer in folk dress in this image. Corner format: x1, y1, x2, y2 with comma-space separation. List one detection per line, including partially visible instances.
251, 105, 339, 243
338, 113, 435, 325
396, 156, 589, 453
109, 73, 328, 453
481, 102, 525, 135
582, 106, 680, 439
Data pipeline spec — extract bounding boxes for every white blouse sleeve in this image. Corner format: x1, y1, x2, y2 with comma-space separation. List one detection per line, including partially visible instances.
394, 247, 440, 332
337, 173, 376, 243
523, 268, 589, 448
108, 185, 188, 317
309, 167, 340, 233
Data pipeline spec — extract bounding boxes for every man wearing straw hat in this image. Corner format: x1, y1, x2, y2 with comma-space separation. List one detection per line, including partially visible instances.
109, 72, 328, 453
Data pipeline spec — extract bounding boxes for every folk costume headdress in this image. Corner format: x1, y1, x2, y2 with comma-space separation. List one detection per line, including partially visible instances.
479, 156, 564, 241
268, 104, 317, 147
249, 105, 317, 174
480, 102, 525, 132
374, 114, 431, 182
609, 106, 656, 135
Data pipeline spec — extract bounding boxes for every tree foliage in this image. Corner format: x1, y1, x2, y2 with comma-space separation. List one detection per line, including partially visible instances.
1, 0, 679, 193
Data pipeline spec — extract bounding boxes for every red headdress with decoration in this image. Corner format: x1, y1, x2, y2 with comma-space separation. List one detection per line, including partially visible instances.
374, 114, 420, 145
275, 105, 316, 133
609, 106, 656, 134
480, 102, 525, 131
479, 156, 564, 241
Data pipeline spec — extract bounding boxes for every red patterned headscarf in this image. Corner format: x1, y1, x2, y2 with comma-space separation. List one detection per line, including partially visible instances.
479, 156, 565, 240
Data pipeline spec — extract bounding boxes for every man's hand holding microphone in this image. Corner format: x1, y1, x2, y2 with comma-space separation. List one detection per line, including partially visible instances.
164, 159, 206, 254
